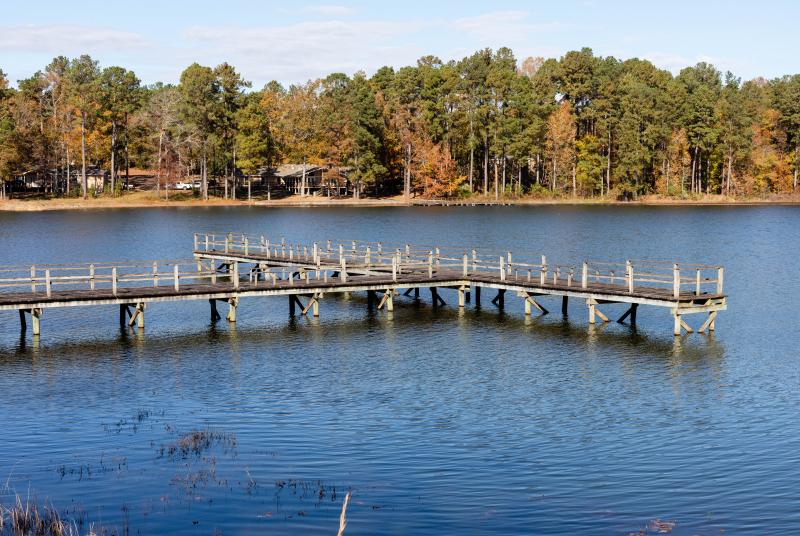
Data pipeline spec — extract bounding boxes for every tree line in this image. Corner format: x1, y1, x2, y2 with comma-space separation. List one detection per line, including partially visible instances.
1, 47, 799, 200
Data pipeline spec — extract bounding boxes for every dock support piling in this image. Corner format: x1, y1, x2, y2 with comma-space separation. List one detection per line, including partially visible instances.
458, 286, 466, 308
617, 304, 638, 325
523, 294, 548, 315
561, 296, 569, 316
587, 299, 609, 324
430, 287, 446, 307
227, 297, 238, 322
19, 310, 26, 332
128, 303, 145, 329
491, 289, 505, 309
474, 286, 481, 307
31, 309, 41, 336
377, 290, 394, 312
209, 299, 221, 322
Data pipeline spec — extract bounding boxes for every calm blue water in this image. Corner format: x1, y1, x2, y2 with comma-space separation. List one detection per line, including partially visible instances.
0, 206, 798, 535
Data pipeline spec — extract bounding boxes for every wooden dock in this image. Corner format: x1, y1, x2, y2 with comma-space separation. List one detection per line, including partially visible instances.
0, 232, 726, 337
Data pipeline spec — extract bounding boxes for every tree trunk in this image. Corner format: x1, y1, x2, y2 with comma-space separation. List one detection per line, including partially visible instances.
493, 158, 499, 200
483, 139, 488, 196
469, 146, 474, 193
232, 146, 237, 200
124, 113, 130, 187
81, 112, 88, 200
572, 161, 576, 196
202, 151, 208, 201
501, 155, 506, 195
110, 119, 116, 196
301, 160, 307, 197
66, 145, 71, 196
405, 142, 411, 201
606, 130, 612, 195
156, 130, 163, 198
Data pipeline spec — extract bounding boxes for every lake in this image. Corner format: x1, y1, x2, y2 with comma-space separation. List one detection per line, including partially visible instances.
0, 206, 798, 535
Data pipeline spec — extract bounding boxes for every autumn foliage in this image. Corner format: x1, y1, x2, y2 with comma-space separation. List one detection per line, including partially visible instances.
2, 47, 800, 201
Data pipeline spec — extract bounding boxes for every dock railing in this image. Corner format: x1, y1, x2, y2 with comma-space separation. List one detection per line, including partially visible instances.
192, 232, 724, 298
0, 259, 223, 297
582, 260, 724, 297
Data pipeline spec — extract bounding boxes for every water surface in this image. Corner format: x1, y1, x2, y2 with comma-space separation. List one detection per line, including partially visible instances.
0, 206, 798, 534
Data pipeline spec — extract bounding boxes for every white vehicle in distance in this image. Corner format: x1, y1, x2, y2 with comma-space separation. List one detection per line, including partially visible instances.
174, 180, 200, 190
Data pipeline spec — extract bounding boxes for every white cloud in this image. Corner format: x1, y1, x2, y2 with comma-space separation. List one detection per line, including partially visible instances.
300, 4, 357, 16
451, 10, 565, 44
0, 25, 147, 53
182, 19, 429, 83
645, 51, 744, 75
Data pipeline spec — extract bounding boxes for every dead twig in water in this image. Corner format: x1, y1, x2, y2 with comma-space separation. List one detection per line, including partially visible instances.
336, 492, 351, 536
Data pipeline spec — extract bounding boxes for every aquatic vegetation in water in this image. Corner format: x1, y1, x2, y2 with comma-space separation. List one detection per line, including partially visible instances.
158, 429, 237, 460
0, 494, 122, 536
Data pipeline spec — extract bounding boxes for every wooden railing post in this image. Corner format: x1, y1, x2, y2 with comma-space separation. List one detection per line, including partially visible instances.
472, 249, 477, 272
626, 260, 634, 293
463, 254, 468, 276
193, 233, 198, 251
232, 261, 239, 289
717, 267, 724, 295
90, 264, 96, 290
152, 262, 158, 287
174, 264, 180, 291
224, 236, 230, 253
313, 242, 318, 263
428, 251, 433, 277
499, 256, 506, 281
582, 261, 588, 288
340, 256, 347, 282
392, 256, 397, 282
695, 269, 701, 295
112, 267, 118, 295
205, 234, 209, 252
365, 246, 371, 267
31, 265, 36, 293
672, 264, 680, 298
244, 237, 249, 255
540, 261, 547, 285
45, 269, 51, 298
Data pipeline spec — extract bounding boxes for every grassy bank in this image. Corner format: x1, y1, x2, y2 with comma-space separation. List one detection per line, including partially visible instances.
1, 190, 799, 211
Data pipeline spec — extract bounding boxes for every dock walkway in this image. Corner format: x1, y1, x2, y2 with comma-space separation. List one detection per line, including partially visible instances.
0, 232, 726, 337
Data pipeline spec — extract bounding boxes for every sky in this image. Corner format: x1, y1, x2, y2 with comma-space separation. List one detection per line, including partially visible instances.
1, 0, 797, 88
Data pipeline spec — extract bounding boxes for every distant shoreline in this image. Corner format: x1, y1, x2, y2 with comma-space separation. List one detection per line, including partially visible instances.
1, 192, 799, 212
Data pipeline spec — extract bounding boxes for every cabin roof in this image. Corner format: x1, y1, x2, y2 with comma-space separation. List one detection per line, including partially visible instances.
273, 164, 323, 178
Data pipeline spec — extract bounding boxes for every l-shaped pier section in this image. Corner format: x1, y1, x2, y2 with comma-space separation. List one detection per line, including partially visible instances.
0, 232, 726, 338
